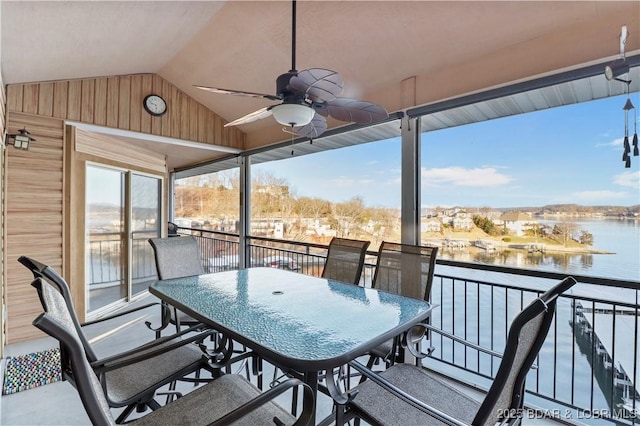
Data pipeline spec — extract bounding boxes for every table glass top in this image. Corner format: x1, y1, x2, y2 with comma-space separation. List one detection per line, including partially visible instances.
150, 267, 431, 366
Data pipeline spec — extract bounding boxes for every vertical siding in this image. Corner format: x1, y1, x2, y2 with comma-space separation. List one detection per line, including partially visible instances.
4, 73, 244, 343
5, 112, 64, 343
0, 71, 6, 353
6, 74, 245, 149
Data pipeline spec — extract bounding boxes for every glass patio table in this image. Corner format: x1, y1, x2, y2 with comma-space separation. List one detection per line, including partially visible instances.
149, 267, 433, 424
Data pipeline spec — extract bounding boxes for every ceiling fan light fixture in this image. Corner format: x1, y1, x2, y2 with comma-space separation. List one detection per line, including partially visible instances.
272, 103, 315, 127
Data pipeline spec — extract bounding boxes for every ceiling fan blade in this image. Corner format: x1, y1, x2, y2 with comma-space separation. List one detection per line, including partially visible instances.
289, 68, 344, 102
324, 98, 389, 124
294, 113, 327, 139
224, 106, 274, 127
194, 85, 280, 101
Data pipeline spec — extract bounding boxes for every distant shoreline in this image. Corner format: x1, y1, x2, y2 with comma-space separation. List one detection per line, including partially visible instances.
423, 232, 614, 255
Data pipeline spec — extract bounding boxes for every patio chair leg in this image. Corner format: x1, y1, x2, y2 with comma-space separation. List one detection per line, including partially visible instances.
336, 406, 345, 426
165, 380, 177, 404
359, 355, 377, 384
291, 386, 298, 416
115, 404, 137, 424
145, 399, 161, 411
253, 356, 263, 390
244, 351, 251, 380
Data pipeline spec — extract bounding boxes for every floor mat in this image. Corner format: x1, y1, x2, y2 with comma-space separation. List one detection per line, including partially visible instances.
2, 348, 62, 395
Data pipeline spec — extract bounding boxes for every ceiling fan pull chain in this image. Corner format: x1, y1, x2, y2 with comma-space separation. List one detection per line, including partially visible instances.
291, 126, 295, 156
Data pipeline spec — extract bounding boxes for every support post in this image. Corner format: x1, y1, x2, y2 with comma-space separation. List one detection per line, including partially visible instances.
401, 115, 421, 246
239, 156, 251, 268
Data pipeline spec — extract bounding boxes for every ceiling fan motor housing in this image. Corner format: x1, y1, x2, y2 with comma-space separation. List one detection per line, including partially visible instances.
276, 71, 299, 99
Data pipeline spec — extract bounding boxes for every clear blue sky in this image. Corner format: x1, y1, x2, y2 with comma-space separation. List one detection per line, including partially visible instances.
255, 93, 640, 209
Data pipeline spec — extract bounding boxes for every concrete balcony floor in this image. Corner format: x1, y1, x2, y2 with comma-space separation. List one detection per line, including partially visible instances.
1, 293, 563, 425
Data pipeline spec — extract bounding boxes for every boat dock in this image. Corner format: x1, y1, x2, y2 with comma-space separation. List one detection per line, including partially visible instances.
575, 303, 639, 417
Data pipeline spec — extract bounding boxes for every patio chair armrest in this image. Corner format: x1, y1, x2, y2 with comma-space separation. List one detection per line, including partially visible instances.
401, 306, 441, 359
422, 324, 504, 359
209, 377, 314, 426
423, 325, 539, 369
206, 342, 261, 376
143, 303, 171, 335
91, 326, 215, 373
80, 301, 170, 335
402, 323, 434, 360
348, 360, 469, 426
81, 302, 161, 326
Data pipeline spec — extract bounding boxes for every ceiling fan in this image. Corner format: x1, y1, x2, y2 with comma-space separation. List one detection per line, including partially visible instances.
194, 1, 388, 139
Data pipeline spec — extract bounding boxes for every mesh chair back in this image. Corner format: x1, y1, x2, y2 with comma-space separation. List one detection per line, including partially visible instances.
372, 242, 438, 301
148, 236, 205, 280
18, 256, 99, 362
472, 276, 577, 426
32, 279, 116, 426
321, 237, 371, 284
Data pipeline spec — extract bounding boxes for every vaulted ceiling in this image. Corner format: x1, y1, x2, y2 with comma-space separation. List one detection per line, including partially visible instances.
2, 1, 639, 170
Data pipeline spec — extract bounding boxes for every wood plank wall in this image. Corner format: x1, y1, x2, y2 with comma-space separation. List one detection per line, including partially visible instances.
5, 112, 65, 343
3, 73, 242, 344
6, 74, 245, 150
1, 71, 6, 352
75, 128, 167, 173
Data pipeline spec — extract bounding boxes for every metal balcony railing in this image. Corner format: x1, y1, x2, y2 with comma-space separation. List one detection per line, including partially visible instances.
91, 226, 639, 425
87, 231, 158, 287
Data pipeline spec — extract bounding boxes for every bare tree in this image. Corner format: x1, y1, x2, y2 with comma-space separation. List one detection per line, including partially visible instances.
251, 170, 293, 219
579, 229, 594, 246
552, 218, 579, 247
332, 196, 367, 237
294, 197, 332, 220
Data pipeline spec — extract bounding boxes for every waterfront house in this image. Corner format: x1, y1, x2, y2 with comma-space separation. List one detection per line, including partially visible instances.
452, 216, 474, 231
0, 2, 639, 425
497, 212, 538, 236
421, 218, 442, 233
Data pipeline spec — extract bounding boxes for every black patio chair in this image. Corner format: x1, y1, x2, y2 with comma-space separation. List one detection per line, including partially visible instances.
148, 236, 206, 333
321, 237, 371, 284
18, 255, 169, 339
149, 236, 255, 384
366, 242, 439, 369
167, 221, 179, 236
21, 258, 221, 423
340, 276, 577, 426
31, 276, 315, 426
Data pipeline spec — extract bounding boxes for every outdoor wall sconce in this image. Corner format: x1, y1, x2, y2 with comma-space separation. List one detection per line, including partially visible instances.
605, 60, 630, 83
605, 25, 638, 168
5, 128, 35, 151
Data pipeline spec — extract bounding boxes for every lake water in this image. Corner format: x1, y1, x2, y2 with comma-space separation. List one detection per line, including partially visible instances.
537, 218, 639, 281
438, 217, 639, 282
429, 218, 639, 422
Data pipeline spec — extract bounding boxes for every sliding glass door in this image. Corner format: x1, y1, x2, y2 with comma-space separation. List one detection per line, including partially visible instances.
131, 174, 162, 298
86, 165, 162, 314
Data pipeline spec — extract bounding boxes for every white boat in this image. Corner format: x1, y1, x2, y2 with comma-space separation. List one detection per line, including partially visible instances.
473, 240, 496, 251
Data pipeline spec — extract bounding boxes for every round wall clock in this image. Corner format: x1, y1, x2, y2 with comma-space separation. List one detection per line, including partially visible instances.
143, 94, 167, 116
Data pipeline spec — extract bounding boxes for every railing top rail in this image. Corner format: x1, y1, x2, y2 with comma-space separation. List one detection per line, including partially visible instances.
248, 234, 329, 250
182, 227, 640, 290
177, 227, 239, 238
436, 258, 640, 289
